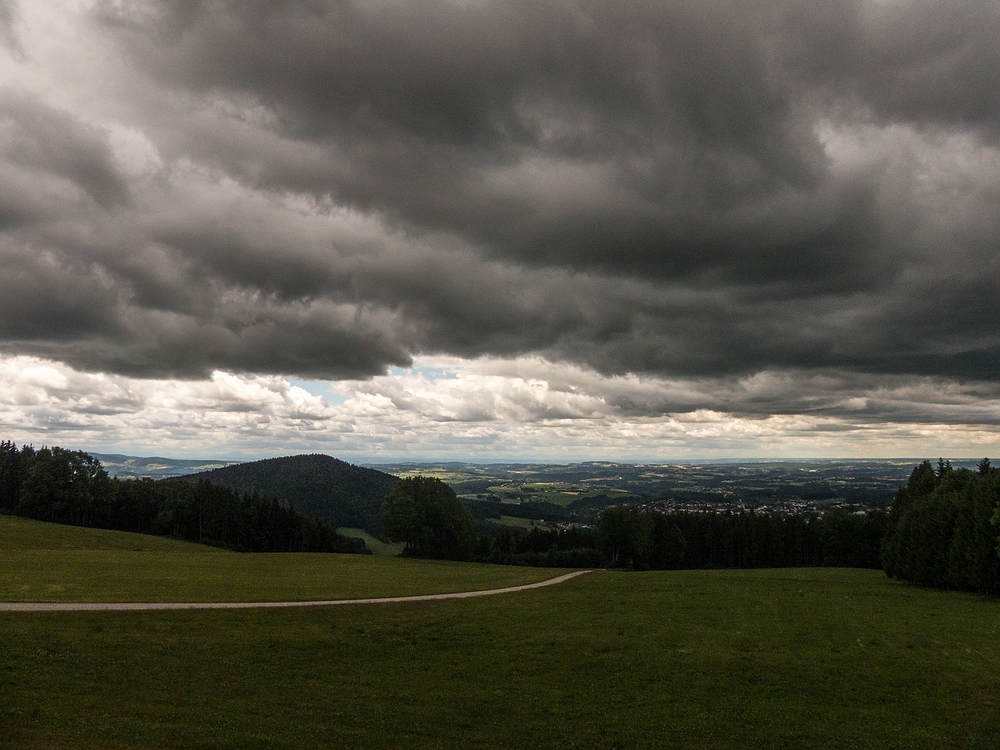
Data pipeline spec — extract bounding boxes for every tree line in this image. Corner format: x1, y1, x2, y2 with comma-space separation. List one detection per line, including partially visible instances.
0, 442, 367, 554
592, 504, 888, 571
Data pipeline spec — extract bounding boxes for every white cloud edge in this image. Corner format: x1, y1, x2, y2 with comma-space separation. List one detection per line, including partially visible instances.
2, 353, 999, 461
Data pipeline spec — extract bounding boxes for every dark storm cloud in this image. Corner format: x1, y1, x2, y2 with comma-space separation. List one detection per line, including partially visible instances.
0, 91, 131, 211
785, 1, 1000, 132
101, 0, 832, 275
2, 0, 1000, 397
0, 241, 124, 339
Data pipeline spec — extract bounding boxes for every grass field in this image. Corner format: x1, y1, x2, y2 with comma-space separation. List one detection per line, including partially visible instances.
3, 515, 1000, 749
0, 516, 559, 602
0, 514, 220, 552
336, 526, 405, 556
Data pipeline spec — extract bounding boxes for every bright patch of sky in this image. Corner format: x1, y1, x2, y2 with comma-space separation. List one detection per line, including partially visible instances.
287, 378, 348, 404
388, 365, 460, 381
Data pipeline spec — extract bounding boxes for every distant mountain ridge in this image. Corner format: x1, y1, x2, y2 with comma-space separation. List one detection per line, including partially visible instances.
184, 454, 399, 536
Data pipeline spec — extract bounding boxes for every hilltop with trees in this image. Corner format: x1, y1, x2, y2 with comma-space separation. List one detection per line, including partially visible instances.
184, 454, 398, 536
0, 442, 366, 554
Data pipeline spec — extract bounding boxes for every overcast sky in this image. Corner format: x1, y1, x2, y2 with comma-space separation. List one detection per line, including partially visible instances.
2, 0, 1000, 461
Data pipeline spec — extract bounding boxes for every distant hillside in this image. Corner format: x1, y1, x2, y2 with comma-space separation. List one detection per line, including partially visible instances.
184, 455, 399, 536
91, 453, 240, 479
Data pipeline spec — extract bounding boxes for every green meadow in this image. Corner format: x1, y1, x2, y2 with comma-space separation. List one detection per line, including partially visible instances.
3, 515, 1000, 749
0, 516, 557, 602
336, 526, 405, 557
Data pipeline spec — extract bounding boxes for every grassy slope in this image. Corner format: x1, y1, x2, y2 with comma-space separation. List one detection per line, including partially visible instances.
3, 516, 1000, 749
336, 526, 404, 556
0, 516, 558, 602
0, 514, 216, 552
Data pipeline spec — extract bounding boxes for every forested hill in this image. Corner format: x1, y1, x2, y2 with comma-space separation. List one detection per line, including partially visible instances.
184, 455, 398, 536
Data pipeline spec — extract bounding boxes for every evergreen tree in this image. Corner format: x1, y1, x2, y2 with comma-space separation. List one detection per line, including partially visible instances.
597, 505, 652, 568
883, 463, 1000, 594
18, 447, 108, 525
0, 441, 24, 512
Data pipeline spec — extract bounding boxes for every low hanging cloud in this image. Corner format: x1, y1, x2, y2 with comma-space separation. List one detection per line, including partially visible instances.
1, 1, 1000, 455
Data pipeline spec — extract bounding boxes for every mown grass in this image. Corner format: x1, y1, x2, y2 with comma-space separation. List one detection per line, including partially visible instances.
0, 515, 559, 602
0, 514, 216, 552
336, 526, 404, 556
3, 517, 1000, 749
3, 569, 999, 749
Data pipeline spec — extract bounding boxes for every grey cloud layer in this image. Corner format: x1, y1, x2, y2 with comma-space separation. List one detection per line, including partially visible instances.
2, 0, 1000, 400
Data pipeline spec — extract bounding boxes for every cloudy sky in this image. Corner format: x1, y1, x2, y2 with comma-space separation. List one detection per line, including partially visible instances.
2, 0, 1000, 461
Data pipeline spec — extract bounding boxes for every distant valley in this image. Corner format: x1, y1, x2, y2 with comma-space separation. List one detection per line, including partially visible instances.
95, 453, 956, 524
367, 458, 946, 517
91, 453, 241, 479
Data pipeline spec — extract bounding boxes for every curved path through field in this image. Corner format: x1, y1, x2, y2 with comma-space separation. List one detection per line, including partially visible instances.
0, 570, 594, 612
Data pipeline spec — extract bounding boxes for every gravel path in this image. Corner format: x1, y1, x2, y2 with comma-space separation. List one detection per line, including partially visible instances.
0, 570, 593, 612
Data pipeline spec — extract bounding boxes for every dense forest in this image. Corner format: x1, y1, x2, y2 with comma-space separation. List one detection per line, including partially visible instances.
474, 506, 887, 571
881, 459, 1000, 594
184, 454, 398, 536
0, 442, 366, 554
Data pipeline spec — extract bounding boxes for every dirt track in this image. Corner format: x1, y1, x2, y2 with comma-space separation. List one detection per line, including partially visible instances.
0, 569, 593, 612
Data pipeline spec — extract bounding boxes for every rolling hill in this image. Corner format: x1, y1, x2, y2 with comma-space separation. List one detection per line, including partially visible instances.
184, 454, 399, 536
